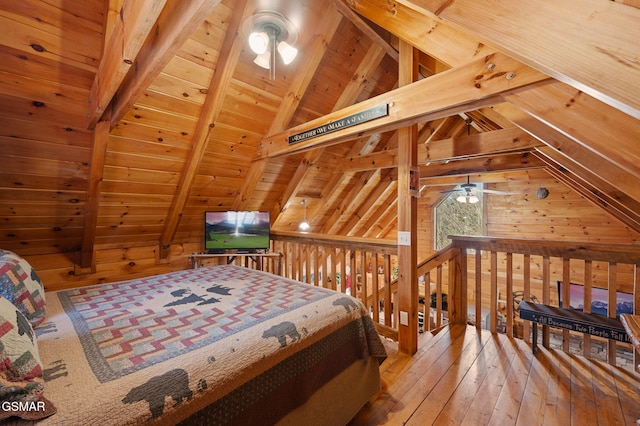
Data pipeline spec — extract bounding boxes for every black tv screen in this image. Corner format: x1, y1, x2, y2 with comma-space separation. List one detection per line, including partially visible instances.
204, 211, 270, 253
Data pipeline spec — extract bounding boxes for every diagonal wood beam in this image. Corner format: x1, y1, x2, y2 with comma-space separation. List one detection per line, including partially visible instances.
360, 184, 399, 238
269, 40, 388, 227
80, 117, 111, 269
341, 169, 396, 235
493, 100, 640, 203
159, 0, 251, 259
234, 8, 344, 213
420, 0, 640, 118
343, 0, 494, 67
334, 0, 399, 61
492, 101, 640, 232
423, 127, 542, 162
340, 127, 542, 172
503, 81, 640, 182
534, 148, 640, 231
255, 52, 549, 159
87, 0, 167, 128
419, 153, 545, 178
107, 0, 223, 129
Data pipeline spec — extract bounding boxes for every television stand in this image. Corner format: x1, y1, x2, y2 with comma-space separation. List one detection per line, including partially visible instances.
189, 252, 283, 275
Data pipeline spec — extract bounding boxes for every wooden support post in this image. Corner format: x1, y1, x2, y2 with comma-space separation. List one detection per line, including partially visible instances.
80, 117, 111, 271
397, 40, 419, 355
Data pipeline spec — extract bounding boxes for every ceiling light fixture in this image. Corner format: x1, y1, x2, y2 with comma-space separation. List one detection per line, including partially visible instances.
456, 194, 479, 204
245, 11, 298, 80
299, 199, 310, 231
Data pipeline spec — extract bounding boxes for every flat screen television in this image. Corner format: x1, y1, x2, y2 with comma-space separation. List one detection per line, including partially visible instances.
204, 211, 270, 253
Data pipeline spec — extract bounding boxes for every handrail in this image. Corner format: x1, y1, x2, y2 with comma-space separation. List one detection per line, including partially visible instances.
449, 235, 640, 371
270, 231, 399, 340
268, 232, 639, 371
449, 235, 640, 263
270, 231, 397, 254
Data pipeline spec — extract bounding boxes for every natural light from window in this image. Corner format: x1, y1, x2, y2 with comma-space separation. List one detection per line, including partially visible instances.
434, 184, 484, 250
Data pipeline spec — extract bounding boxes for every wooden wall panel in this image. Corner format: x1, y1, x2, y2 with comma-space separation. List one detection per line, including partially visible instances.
485, 170, 640, 245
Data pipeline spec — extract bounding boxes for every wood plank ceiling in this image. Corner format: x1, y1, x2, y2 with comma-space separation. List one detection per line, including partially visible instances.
0, 0, 639, 265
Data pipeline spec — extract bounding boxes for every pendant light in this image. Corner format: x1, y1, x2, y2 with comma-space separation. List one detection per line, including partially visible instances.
299, 199, 310, 231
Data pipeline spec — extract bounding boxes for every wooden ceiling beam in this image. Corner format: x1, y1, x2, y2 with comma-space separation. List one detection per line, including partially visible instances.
360, 185, 399, 238
321, 129, 399, 233
423, 127, 543, 163
269, 38, 389, 229
321, 170, 378, 234
159, 0, 250, 259
421, 171, 538, 187
87, 0, 167, 129
341, 169, 396, 236
503, 81, 640, 181
493, 101, 640, 203
334, 0, 399, 61
255, 52, 548, 159
340, 127, 542, 172
342, 0, 494, 67
79, 118, 110, 269
420, 0, 640, 118
535, 150, 640, 231
106, 0, 223, 129
419, 153, 545, 178
235, 8, 344, 215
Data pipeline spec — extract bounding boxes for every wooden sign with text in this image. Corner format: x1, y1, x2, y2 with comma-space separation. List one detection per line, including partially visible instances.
288, 104, 389, 145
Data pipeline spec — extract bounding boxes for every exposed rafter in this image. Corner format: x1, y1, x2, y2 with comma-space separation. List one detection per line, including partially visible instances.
159, 0, 252, 259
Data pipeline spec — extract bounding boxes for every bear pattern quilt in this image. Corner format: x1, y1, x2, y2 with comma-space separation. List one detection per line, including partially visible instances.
13, 265, 386, 425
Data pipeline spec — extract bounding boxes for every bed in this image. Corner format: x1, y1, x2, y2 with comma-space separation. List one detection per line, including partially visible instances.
0, 251, 386, 425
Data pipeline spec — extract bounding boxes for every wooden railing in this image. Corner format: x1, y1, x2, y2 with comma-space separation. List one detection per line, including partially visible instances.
270, 231, 399, 340
266, 232, 640, 370
448, 235, 640, 369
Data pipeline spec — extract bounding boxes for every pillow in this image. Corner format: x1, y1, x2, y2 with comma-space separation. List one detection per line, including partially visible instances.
0, 295, 55, 420
0, 250, 46, 327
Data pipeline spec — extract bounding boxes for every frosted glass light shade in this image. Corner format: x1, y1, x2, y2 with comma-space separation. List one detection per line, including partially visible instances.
253, 51, 271, 69
249, 32, 269, 54
456, 194, 479, 203
277, 41, 298, 64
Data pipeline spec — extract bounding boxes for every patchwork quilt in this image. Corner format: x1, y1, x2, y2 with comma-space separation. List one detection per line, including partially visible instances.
10, 265, 386, 425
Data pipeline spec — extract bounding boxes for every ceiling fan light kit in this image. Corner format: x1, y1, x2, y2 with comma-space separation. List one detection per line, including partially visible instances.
456, 194, 480, 204
441, 175, 521, 203
245, 11, 299, 80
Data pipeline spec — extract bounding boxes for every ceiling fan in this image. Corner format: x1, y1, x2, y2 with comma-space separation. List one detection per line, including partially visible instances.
441, 176, 514, 203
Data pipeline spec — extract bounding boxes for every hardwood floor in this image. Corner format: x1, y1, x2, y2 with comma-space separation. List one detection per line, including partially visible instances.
350, 324, 640, 425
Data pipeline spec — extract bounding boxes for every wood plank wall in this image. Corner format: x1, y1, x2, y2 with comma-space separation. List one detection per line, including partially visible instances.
17, 169, 640, 294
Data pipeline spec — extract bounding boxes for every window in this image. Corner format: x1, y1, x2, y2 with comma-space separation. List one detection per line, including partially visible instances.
434, 184, 484, 250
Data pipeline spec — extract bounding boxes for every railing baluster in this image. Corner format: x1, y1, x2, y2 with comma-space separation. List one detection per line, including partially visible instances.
475, 250, 482, 331
523, 254, 531, 343
635, 263, 640, 373
361, 251, 367, 309
490, 251, 498, 334
384, 254, 392, 328
372, 252, 380, 323
506, 252, 513, 338
340, 248, 347, 294
542, 255, 551, 348
436, 264, 443, 328
562, 257, 571, 351
584, 259, 592, 358
608, 262, 618, 365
